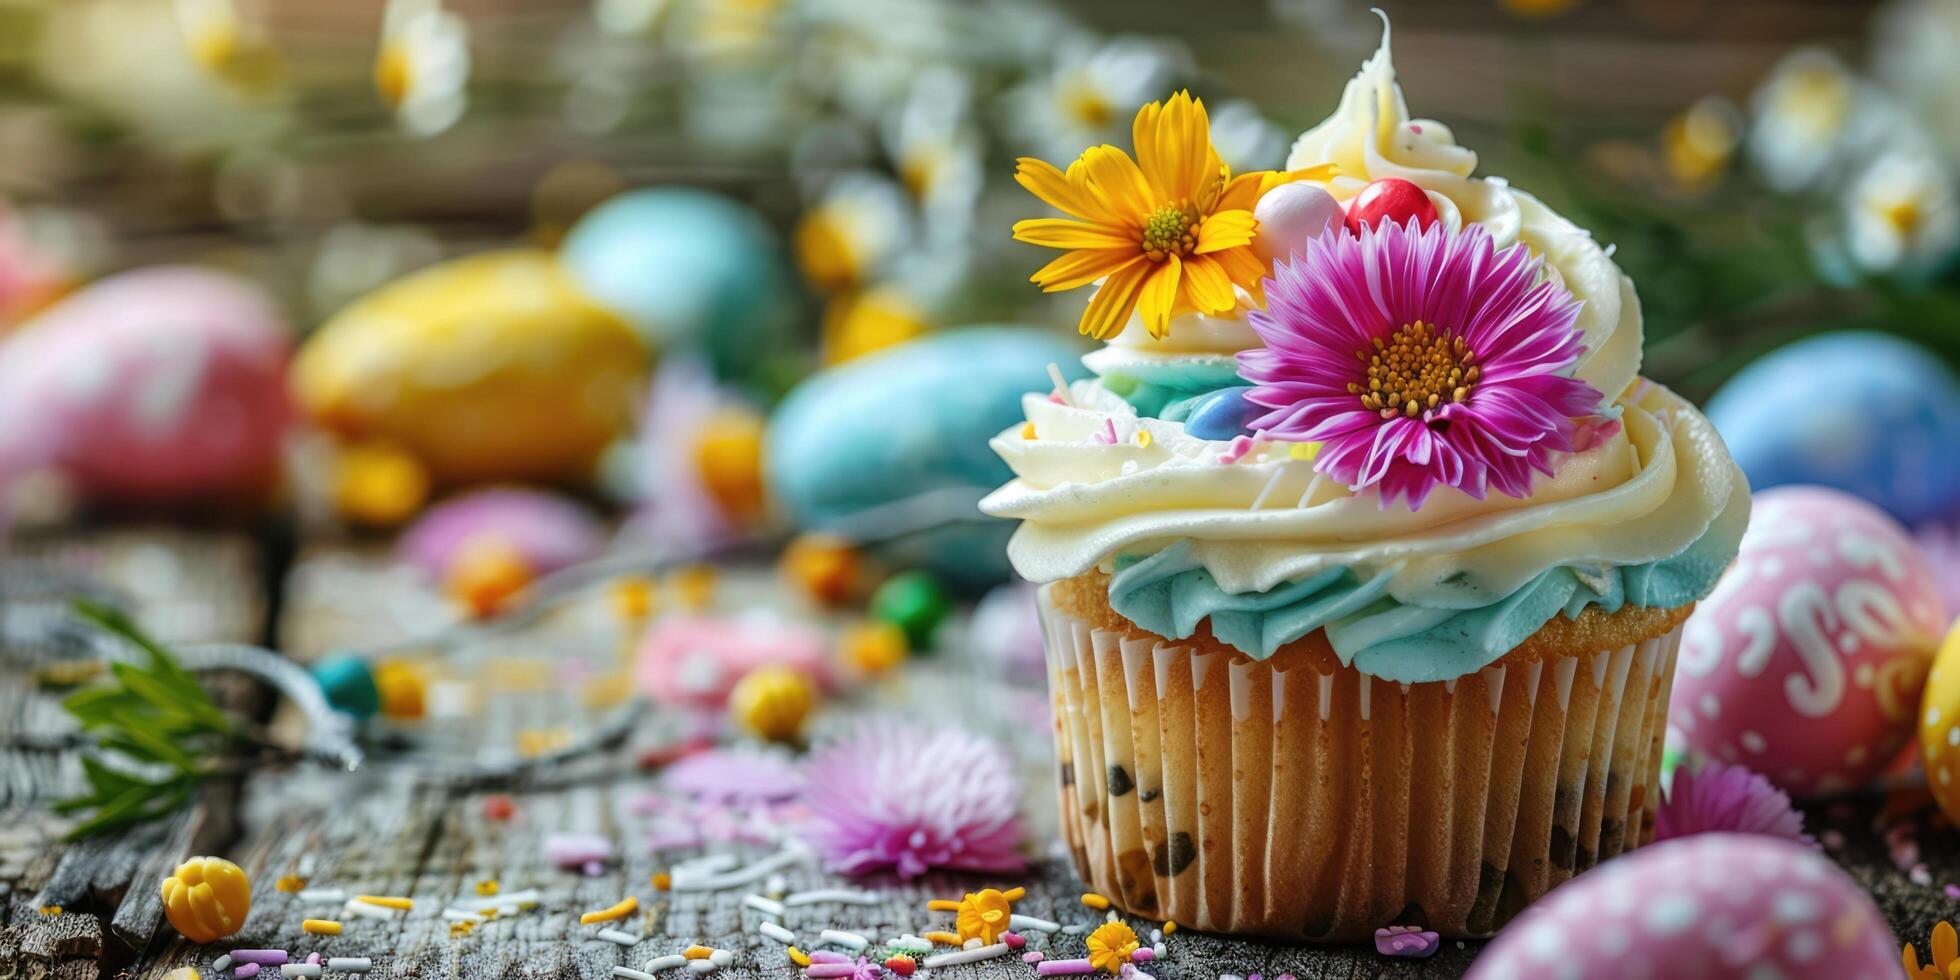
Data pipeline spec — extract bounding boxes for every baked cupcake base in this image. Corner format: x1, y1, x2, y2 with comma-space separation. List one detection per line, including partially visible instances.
1039, 573, 1688, 942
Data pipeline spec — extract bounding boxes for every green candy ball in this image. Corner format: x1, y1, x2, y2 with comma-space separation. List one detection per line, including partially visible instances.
311, 652, 380, 720
870, 571, 951, 651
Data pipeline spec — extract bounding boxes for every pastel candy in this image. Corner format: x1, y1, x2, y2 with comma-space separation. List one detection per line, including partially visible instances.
561, 188, 796, 378
294, 250, 645, 486
635, 615, 830, 710
1919, 621, 1960, 823
1252, 182, 1344, 264
1466, 833, 1898, 980
1707, 331, 1960, 524
1670, 485, 1946, 797
765, 327, 1087, 589
397, 487, 606, 580
0, 266, 292, 502
1181, 387, 1258, 441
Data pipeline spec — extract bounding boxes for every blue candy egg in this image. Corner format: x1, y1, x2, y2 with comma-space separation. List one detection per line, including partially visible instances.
1706, 331, 1960, 524
310, 652, 379, 721
560, 188, 798, 378
766, 327, 1088, 589
1182, 386, 1258, 441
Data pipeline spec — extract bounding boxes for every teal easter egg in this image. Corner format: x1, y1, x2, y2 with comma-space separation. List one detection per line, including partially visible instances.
560, 189, 797, 378
766, 327, 1088, 590
1706, 331, 1960, 524
311, 652, 379, 720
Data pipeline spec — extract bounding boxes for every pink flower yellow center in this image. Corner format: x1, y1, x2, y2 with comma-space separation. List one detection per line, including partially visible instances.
1353, 320, 1480, 420
1140, 203, 1200, 260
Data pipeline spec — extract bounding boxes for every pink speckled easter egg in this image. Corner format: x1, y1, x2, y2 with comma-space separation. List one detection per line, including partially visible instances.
0, 266, 292, 502
1466, 833, 1898, 980
1671, 485, 1947, 797
635, 615, 831, 711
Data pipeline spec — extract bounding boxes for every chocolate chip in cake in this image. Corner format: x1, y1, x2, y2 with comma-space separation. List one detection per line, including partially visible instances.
1151, 831, 1195, 876
1107, 764, 1134, 797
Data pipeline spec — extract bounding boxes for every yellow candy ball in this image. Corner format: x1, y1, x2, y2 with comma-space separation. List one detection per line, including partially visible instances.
1922, 621, 1960, 821
333, 442, 430, 527
445, 537, 534, 619
373, 659, 428, 720
693, 408, 767, 524
160, 856, 251, 943
729, 666, 816, 743
609, 575, 658, 622
781, 533, 861, 608
841, 620, 907, 676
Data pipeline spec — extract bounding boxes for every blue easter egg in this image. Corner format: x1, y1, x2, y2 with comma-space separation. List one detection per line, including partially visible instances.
1183, 387, 1257, 441
766, 327, 1088, 589
1706, 331, 1960, 524
560, 189, 797, 378
310, 652, 379, 720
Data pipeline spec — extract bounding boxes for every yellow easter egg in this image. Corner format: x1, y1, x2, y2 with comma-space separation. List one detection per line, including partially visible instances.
729, 665, 816, 743
294, 250, 646, 486
1922, 621, 1960, 822
160, 856, 251, 943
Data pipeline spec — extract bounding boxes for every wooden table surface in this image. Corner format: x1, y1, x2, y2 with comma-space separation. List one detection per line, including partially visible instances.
1, 527, 1955, 980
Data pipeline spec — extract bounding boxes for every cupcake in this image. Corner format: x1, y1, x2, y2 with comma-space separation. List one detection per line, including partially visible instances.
982, 26, 1748, 942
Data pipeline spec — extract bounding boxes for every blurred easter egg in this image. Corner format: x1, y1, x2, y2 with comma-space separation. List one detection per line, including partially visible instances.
766, 327, 1087, 590
635, 614, 830, 711
1920, 621, 1960, 823
294, 250, 644, 486
1707, 331, 1960, 524
1671, 485, 1946, 797
398, 487, 607, 581
561, 188, 796, 378
0, 266, 292, 503
1465, 833, 1897, 980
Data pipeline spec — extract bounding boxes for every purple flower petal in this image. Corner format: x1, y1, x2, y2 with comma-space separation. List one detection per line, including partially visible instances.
1654, 759, 1812, 845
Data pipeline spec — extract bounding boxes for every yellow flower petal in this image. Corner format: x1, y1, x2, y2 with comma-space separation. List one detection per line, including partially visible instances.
1937, 921, 1957, 970
1078, 145, 1153, 225
1135, 91, 1211, 203
1211, 245, 1269, 289
1137, 256, 1182, 338
1015, 157, 1100, 222
1012, 218, 1137, 251
1182, 254, 1235, 312
1194, 209, 1258, 254
1030, 248, 1143, 292
1079, 261, 1151, 340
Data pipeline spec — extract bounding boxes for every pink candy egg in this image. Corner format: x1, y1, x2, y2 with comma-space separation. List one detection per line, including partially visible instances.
1253, 182, 1344, 263
397, 487, 607, 580
1466, 833, 1899, 980
1344, 177, 1438, 234
635, 614, 831, 710
0, 266, 292, 502
1672, 485, 1947, 797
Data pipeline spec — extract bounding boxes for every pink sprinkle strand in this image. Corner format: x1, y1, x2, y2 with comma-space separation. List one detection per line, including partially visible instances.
1036, 958, 1096, 975
235, 966, 260, 979
1023, 951, 1046, 963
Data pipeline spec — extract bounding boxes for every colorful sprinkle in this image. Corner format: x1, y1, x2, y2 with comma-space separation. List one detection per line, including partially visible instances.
787, 948, 811, 968
580, 896, 639, 924
1374, 925, 1440, 959
352, 895, 413, 911
1079, 893, 1111, 910
475, 879, 499, 896
275, 876, 306, 893
300, 920, 342, 936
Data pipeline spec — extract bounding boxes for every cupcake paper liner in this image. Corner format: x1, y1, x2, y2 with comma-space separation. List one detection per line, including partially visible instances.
1038, 585, 1682, 942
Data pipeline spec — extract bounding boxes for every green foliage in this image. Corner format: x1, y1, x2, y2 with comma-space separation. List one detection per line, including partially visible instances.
54, 601, 234, 841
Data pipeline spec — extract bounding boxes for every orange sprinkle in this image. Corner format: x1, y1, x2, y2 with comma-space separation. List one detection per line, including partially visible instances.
682, 945, 714, 960
1002, 887, 1026, 902
787, 947, 811, 967
302, 919, 343, 936
580, 896, 638, 925
651, 872, 671, 891
1021, 422, 1037, 439
275, 876, 307, 893
354, 895, 413, 910
37, 905, 61, 917
925, 899, 962, 912
923, 931, 962, 946
474, 879, 499, 897
1162, 920, 1176, 935
1080, 893, 1110, 910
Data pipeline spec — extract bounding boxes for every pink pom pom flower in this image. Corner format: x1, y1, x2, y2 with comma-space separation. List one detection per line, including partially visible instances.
1236, 218, 1606, 509
1654, 759, 1812, 845
800, 720, 1028, 880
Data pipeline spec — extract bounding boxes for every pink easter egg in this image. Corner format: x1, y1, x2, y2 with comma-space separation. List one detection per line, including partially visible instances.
0, 266, 292, 503
1671, 484, 1947, 797
635, 614, 831, 711
1466, 833, 1898, 980
397, 487, 607, 580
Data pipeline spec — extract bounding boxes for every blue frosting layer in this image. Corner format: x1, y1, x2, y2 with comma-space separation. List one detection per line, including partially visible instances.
1097, 356, 1247, 420
1108, 507, 1744, 684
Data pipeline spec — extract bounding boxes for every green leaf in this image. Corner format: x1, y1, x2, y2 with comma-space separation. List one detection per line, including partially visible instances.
109, 662, 229, 734
60, 780, 194, 841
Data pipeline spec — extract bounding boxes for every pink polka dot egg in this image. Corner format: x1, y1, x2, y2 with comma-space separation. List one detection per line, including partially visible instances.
1670, 485, 1946, 797
1465, 833, 1899, 980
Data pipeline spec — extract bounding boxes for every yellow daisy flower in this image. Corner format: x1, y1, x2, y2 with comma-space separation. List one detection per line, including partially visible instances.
1012, 91, 1329, 340
1906, 919, 1959, 980
1084, 920, 1139, 975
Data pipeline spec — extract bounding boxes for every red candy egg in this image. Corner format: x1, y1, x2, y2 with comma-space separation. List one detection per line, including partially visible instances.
1344, 178, 1439, 234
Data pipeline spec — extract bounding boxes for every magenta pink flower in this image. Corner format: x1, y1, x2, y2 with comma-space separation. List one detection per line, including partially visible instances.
1237, 218, 1605, 509
1654, 760, 1812, 845
799, 720, 1027, 880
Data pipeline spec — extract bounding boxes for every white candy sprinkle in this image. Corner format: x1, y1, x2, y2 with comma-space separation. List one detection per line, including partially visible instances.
597, 928, 640, 946
342, 900, 397, 921
763, 873, 787, 896
213, 955, 233, 972
922, 943, 1011, 968
667, 845, 811, 892
741, 894, 785, 917
1149, 929, 1162, 943
1062, 924, 1089, 935
297, 889, 347, 904
886, 935, 932, 953
441, 909, 482, 922
1152, 943, 1166, 959
326, 959, 372, 973
671, 853, 739, 878
757, 921, 794, 944
1010, 914, 1060, 933
455, 888, 540, 912
686, 961, 717, 975
783, 889, 880, 907
281, 966, 322, 979
645, 954, 687, 971
708, 949, 732, 967
614, 968, 657, 980
963, 938, 983, 950
819, 929, 870, 951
